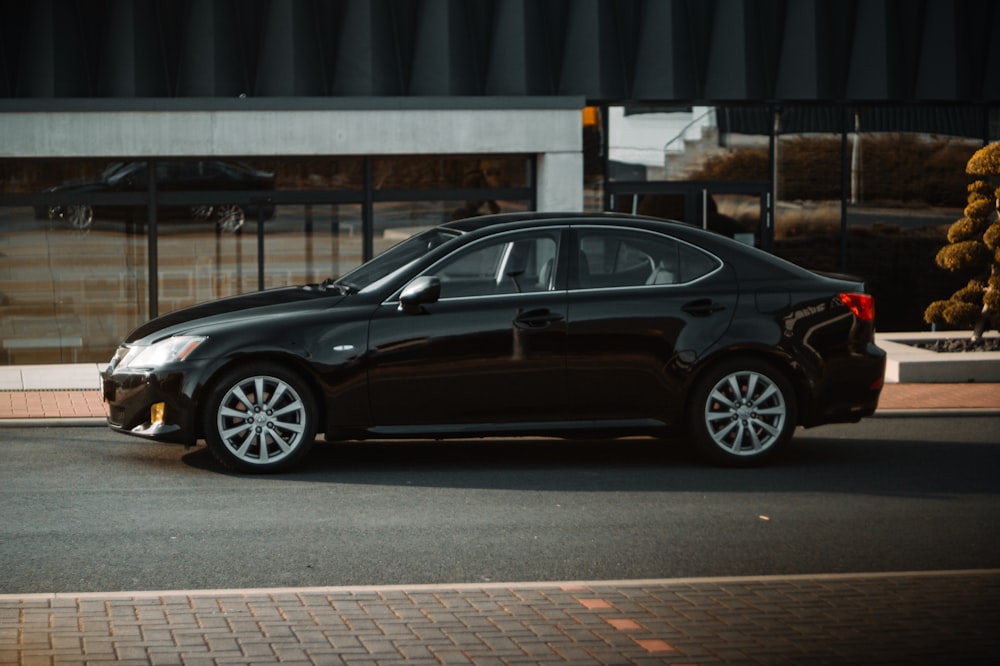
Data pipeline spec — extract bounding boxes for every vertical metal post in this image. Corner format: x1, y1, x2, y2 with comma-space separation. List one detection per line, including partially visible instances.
762, 192, 772, 252
528, 155, 537, 211
767, 108, 779, 252
304, 204, 314, 283
850, 112, 861, 204
771, 108, 780, 203
701, 189, 708, 229
362, 157, 374, 262
147, 159, 158, 319
840, 107, 851, 273
257, 204, 266, 292
600, 105, 611, 212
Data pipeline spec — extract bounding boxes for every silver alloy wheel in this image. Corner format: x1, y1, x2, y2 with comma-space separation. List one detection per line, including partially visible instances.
702, 369, 787, 456
215, 374, 309, 466
191, 204, 214, 221
56, 205, 93, 231
215, 204, 245, 233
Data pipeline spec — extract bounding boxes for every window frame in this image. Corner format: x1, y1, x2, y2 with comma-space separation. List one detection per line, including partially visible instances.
421, 227, 564, 301
570, 225, 723, 291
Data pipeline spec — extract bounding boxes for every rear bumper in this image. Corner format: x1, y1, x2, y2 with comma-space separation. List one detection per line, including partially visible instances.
802, 343, 886, 426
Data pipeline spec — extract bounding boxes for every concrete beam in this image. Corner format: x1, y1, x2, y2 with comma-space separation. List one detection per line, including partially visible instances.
0, 107, 582, 158
536, 152, 584, 212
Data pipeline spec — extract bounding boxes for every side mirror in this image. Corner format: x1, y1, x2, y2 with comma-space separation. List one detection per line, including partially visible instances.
398, 276, 441, 314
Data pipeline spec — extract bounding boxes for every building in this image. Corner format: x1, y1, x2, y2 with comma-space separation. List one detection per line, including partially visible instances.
2, 0, 998, 363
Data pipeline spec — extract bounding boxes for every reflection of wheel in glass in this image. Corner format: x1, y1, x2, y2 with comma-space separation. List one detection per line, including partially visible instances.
191, 205, 214, 221
48, 205, 94, 231
215, 204, 245, 233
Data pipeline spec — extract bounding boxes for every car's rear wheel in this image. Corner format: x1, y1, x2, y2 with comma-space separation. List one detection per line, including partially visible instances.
203, 363, 316, 473
689, 358, 797, 466
215, 204, 245, 233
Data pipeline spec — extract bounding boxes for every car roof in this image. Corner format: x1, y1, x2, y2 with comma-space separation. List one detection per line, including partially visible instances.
441, 211, 697, 233
440, 211, 828, 283
439, 211, 740, 254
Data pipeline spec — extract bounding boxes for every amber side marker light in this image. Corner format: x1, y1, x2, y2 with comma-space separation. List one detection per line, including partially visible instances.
839, 293, 875, 321
150, 402, 166, 426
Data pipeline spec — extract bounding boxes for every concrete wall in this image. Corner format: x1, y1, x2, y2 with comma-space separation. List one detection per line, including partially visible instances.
0, 102, 584, 211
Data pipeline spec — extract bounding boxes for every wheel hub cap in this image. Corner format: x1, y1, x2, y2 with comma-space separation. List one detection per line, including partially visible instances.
704, 370, 787, 456
217, 375, 308, 465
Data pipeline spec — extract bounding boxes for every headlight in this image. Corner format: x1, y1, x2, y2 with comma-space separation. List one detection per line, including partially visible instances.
121, 336, 207, 368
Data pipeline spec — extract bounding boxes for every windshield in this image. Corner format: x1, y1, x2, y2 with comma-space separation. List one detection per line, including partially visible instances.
104, 162, 143, 184
335, 228, 461, 291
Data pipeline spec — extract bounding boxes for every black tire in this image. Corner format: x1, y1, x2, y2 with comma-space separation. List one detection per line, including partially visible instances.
689, 358, 797, 466
202, 363, 317, 473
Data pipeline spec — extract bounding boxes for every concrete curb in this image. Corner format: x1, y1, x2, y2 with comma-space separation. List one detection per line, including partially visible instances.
0, 417, 107, 427
5, 568, 998, 602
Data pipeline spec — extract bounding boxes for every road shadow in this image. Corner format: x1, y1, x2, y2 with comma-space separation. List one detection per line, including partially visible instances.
180, 416, 1000, 497
183, 435, 700, 485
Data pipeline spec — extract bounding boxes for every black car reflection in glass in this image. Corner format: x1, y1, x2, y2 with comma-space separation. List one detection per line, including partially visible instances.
100, 213, 886, 473
41, 161, 275, 233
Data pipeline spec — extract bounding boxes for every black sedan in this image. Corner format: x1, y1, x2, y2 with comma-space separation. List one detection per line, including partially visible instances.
101, 212, 885, 473
42, 160, 275, 233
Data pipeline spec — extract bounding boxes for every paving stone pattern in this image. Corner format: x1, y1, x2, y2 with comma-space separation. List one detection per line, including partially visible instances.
2, 571, 998, 665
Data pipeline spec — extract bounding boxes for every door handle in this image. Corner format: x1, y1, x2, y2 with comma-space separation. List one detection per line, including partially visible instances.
681, 299, 726, 317
514, 308, 563, 329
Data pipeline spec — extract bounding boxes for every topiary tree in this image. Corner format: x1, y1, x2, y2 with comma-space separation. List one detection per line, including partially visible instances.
924, 142, 1000, 340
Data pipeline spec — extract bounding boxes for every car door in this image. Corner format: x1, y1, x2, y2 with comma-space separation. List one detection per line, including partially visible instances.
565, 225, 737, 423
366, 227, 568, 426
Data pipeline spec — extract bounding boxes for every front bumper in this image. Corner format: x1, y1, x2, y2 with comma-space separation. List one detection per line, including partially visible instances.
101, 364, 202, 444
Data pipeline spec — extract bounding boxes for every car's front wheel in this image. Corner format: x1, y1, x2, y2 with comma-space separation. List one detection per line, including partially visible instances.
689, 358, 797, 466
191, 204, 214, 221
203, 363, 317, 473
49, 204, 93, 231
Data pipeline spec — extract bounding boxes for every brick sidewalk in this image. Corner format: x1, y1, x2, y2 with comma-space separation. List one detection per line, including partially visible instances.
0, 390, 107, 419
2, 571, 998, 665
875, 382, 1000, 410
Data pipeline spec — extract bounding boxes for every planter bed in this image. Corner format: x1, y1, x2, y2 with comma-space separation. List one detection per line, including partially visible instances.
876, 332, 1000, 383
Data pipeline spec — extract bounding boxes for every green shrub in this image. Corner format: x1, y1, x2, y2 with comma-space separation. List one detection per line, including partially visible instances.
925, 141, 1000, 335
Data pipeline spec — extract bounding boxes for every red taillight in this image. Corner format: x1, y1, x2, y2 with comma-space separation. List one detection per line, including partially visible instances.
839, 293, 875, 321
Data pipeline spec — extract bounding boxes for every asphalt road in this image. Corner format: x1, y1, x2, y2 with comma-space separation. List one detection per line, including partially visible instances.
1, 415, 998, 595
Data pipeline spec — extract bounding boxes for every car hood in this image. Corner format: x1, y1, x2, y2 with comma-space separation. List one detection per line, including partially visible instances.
43, 180, 109, 194
125, 286, 345, 343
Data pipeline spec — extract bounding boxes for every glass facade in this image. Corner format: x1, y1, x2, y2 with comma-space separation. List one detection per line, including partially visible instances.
842, 119, 978, 332
0, 203, 147, 364
605, 104, 993, 333
1, 104, 997, 365
260, 204, 364, 290
0, 155, 532, 364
